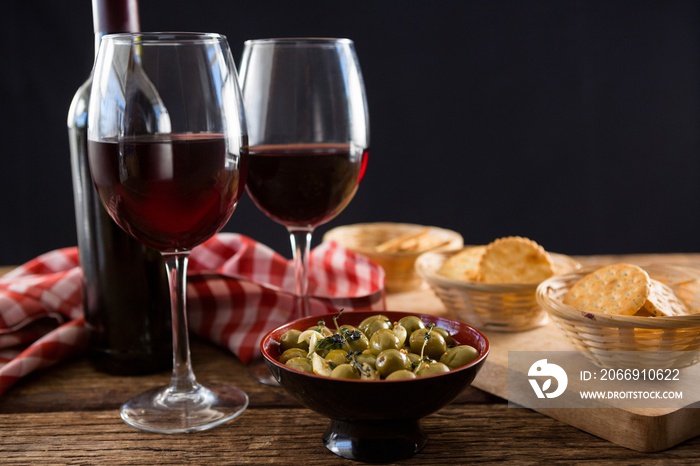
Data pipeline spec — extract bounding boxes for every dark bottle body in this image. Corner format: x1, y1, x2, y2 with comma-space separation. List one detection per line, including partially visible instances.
67, 0, 171, 375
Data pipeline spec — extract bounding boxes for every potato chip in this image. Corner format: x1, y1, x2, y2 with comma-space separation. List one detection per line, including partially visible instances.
438, 246, 486, 281
477, 236, 554, 284
641, 279, 690, 317
563, 263, 650, 315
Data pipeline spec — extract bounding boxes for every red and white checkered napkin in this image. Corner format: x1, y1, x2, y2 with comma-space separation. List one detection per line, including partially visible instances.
0, 233, 385, 395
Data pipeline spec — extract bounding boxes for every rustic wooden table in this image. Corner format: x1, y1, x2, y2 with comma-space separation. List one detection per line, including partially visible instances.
1, 255, 699, 465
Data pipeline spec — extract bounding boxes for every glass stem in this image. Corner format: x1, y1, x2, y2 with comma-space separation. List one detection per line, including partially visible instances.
288, 228, 313, 318
162, 251, 198, 393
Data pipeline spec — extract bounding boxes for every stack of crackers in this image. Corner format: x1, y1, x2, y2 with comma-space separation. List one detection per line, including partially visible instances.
374, 228, 451, 254
563, 263, 694, 317
438, 236, 555, 284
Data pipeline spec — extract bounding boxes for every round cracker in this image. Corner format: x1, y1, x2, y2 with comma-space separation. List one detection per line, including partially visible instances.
563, 263, 650, 315
641, 279, 690, 317
438, 246, 486, 281
477, 236, 554, 284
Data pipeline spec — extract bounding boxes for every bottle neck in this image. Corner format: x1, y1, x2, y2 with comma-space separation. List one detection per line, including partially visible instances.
92, 0, 140, 34
91, 0, 140, 60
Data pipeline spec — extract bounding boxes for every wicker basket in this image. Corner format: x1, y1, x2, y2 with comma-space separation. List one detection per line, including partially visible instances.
537, 264, 700, 369
323, 223, 463, 292
415, 249, 580, 332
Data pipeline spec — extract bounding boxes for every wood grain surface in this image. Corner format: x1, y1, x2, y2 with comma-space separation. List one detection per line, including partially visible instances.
1, 255, 699, 464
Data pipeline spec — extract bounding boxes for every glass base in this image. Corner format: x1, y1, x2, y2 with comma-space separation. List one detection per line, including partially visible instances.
248, 359, 280, 387
120, 382, 249, 433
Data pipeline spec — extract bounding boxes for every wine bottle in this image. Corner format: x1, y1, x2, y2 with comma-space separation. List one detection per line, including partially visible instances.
67, 0, 171, 375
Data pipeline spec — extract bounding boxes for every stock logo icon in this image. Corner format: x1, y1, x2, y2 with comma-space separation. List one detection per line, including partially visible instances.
528, 359, 568, 399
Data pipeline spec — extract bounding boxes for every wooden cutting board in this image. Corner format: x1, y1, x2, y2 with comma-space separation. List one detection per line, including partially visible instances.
386, 283, 700, 453
470, 318, 700, 452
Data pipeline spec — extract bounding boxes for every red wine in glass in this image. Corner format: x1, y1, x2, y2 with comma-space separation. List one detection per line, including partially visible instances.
246, 143, 367, 228
89, 133, 247, 251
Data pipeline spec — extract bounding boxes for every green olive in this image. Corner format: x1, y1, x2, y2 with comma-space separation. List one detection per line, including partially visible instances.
355, 350, 377, 369
432, 326, 455, 346
285, 357, 313, 373
391, 322, 408, 347
359, 315, 392, 339
369, 328, 401, 355
279, 329, 306, 351
330, 363, 361, 379
386, 369, 417, 380
325, 349, 349, 367
375, 349, 411, 377
409, 328, 447, 360
406, 352, 421, 367
279, 347, 307, 364
439, 345, 479, 369
415, 361, 450, 377
398, 316, 425, 336
358, 314, 390, 330
340, 325, 370, 352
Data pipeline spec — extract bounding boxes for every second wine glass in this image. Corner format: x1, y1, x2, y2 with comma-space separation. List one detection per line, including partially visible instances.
239, 38, 370, 384
240, 38, 370, 315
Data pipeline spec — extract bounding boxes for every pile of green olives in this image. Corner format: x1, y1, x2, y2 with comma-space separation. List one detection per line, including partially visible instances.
276, 313, 479, 380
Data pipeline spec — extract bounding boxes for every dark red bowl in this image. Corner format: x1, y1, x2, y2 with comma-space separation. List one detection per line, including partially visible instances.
260, 310, 489, 462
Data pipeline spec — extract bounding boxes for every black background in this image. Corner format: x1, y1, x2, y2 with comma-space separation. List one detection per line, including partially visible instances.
2, 0, 699, 265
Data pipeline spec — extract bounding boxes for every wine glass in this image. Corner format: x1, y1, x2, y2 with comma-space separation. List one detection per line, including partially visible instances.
87, 32, 249, 433
239, 38, 369, 384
